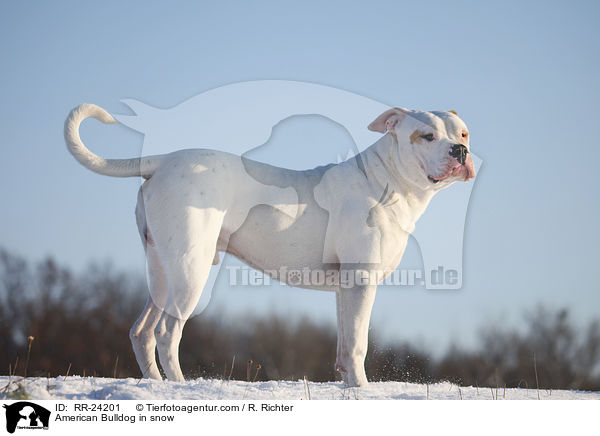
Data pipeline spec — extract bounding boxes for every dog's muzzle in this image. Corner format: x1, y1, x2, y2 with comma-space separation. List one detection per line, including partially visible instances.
428, 144, 476, 184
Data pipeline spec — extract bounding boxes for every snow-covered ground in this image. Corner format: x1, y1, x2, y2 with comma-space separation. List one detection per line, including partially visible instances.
1, 376, 598, 400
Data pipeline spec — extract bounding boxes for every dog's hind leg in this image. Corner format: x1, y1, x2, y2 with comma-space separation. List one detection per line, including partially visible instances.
152, 207, 225, 381
154, 312, 187, 381
129, 246, 165, 380
130, 296, 163, 380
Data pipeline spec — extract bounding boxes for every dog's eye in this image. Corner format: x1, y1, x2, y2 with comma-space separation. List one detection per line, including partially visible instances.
421, 133, 435, 142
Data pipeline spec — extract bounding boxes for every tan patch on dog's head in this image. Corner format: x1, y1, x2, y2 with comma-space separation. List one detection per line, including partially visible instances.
410, 129, 425, 144
448, 110, 458, 115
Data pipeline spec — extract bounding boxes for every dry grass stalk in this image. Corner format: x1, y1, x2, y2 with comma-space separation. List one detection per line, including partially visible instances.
24, 336, 34, 378
64, 363, 72, 381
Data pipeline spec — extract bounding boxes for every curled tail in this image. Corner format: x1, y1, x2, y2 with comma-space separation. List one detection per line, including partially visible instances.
64, 103, 162, 178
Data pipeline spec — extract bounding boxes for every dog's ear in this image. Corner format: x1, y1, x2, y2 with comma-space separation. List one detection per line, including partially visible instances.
368, 108, 406, 134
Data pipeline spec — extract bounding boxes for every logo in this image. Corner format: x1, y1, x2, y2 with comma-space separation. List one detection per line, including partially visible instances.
2, 402, 50, 433
113, 80, 482, 318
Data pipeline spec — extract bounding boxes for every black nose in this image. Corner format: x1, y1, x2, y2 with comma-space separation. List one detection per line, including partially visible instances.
449, 143, 469, 165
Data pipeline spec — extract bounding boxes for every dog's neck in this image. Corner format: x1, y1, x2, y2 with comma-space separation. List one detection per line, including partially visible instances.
356, 133, 436, 232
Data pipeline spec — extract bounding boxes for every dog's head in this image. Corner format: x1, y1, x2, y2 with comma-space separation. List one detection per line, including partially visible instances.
368, 108, 476, 189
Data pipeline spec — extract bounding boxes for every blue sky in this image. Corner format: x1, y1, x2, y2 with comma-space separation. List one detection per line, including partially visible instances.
1, 1, 599, 352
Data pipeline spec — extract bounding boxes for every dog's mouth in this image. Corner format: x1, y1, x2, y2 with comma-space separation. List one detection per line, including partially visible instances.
426, 156, 476, 185
427, 169, 463, 185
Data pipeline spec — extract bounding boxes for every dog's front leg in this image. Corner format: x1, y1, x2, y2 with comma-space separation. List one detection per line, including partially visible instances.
336, 268, 377, 387
335, 290, 348, 385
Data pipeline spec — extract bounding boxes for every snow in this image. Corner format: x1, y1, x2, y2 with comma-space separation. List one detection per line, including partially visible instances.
1, 376, 598, 400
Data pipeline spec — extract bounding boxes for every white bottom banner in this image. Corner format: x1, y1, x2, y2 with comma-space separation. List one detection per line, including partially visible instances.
0, 400, 598, 435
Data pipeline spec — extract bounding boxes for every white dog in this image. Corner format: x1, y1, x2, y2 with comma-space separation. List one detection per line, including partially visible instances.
65, 104, 475, 386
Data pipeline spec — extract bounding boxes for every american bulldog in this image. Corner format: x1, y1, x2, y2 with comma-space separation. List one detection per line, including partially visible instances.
64, 104, 475, 387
